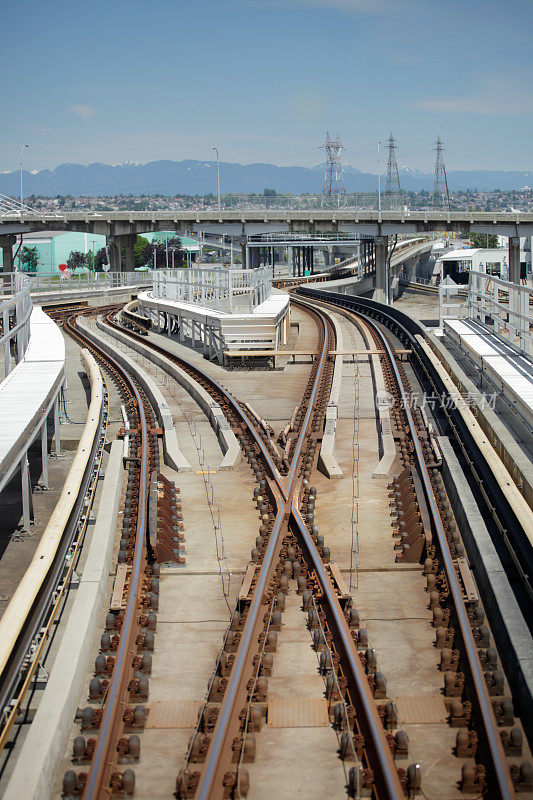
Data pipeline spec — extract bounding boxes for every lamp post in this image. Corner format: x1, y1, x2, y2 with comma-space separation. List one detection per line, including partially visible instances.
377, 140, 381, 214
212, 147, 221, 211
20, 144, 29, 214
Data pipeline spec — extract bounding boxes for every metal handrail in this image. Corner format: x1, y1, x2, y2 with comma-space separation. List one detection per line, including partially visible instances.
0, 272, 33, 377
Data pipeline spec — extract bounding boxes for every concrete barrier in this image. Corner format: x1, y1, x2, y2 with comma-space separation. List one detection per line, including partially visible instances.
97, 319, 240, 470
3, 440, 124, 800
425, 330, 533, 512
438, 436, 533, 743
78, 317, 191, 473
418, 334, 533, 543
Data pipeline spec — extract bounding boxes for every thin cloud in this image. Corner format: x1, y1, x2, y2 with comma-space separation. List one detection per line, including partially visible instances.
69, 104, 94, 121
248, 0, 395, 13
413, 96, 533, 116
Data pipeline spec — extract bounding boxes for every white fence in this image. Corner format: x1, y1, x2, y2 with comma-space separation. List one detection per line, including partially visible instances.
0, 273, 33, 376
468, 270, 533, 355
26, 270, 150, 292
152, 266, 272, 312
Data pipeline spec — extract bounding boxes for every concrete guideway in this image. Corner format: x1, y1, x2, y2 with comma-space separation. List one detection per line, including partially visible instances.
76, 316, 192, 472
3, 439, 124, 800
96, 315, 242, 470
438, 436, 533, 744
0, 306, 65, 531
0, 348, 105, 766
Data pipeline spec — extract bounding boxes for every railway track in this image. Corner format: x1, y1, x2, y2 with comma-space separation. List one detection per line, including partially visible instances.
84, 296, 529, 797
61, 310, 162, 799
0, 349, 107, 762
5, 288, 528, 798
96, 301, 410, 799
296, 286, 532, 798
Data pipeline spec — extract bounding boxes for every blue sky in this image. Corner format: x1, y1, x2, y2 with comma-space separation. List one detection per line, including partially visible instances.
2, 0, 532, 173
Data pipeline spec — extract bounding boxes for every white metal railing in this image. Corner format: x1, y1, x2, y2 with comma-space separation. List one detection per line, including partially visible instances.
0, 272, 33, 377
152, 266, 272, 312
468, 270, 533, 356
27, 270, 151, 292
0, 272, 17, 295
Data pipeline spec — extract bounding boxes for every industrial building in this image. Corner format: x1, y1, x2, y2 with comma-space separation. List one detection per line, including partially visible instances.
0, 231, 106, 275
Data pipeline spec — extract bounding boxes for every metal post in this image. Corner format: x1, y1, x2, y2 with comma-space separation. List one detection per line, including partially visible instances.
509, 236, 521, 284
21, 453, 33, 531
213, 147, 221, 211
20, 144, 29, 213
54, 394, 61, 454
41, 418, 49, 488
377, 140, 381, 214
3, 307, 10, 376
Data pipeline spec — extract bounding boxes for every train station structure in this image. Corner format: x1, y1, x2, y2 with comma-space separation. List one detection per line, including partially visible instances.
0, 213, 531, 800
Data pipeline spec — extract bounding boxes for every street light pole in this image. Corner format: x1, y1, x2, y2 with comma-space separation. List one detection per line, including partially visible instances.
20, 144, 29, 214
377, 140, 381, 214
212, 147, 221, 211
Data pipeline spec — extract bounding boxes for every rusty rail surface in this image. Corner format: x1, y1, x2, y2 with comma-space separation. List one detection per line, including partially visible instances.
297, 289, 517, 799
101, 303, 407, 799
63, 312, 157, 799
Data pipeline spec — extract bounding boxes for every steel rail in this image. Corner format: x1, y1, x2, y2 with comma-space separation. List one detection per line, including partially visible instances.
299, 288, 515, 798
106, 302, 405, 798
194, 300, 333, 799
0, 354, 107, 755
290, 502, 405, 798
64, 314, 151, 800
102, 311, 285, 492
376, 321, 515, 799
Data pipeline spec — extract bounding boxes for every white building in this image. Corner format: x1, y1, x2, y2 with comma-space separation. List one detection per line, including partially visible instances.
436, 247, 510, 283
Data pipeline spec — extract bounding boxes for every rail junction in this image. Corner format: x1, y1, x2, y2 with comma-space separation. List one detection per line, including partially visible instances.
0, 257, 531, 800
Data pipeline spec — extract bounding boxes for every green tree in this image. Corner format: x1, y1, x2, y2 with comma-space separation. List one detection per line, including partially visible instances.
94, 247, 108, 272
85, 250, 94, 270
134, 235, 152, 268
263, 188, 277, 197
66, 250, 87, 272
152, 237, 184, 268
20, 246, 39, 272
469, 233, 499, 248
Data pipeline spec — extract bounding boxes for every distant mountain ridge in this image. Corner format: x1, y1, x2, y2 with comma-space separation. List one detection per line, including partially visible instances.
0, 159, 531, 196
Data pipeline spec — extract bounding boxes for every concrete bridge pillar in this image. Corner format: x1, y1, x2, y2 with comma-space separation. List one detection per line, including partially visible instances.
509, 236, 521, 284
374, 235, 388, 304
249, 247, 260, 269
121, 234, 136, 272
106, 236, 121, 272
0, 235, 16, 272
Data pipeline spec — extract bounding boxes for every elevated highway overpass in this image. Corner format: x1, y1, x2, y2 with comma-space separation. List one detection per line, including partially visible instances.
1, 209, 530, 299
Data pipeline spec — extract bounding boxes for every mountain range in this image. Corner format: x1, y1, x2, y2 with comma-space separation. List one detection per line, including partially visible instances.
1, 159, 532, 197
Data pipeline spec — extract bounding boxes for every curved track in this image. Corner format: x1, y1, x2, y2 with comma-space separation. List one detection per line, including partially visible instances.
99, 303, 407, 799
63, 312, 158, 799
297, 286, 520, 799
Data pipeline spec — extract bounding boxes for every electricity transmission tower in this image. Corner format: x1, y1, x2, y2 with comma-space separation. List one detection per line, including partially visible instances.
385, 133, 402, 210
321, 132, 345, 200
433, 136, 450, 209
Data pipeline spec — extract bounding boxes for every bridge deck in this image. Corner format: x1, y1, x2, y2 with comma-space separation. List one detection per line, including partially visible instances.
0, 308, 65, 492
